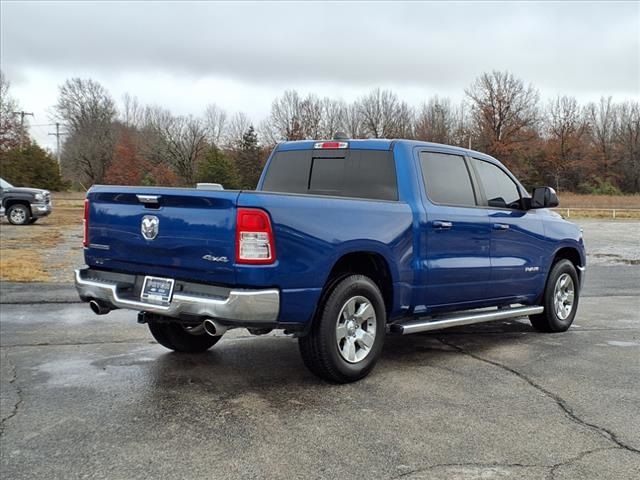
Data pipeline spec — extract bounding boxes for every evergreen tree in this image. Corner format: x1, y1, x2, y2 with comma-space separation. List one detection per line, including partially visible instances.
0, 142, 68, 190
235, 125, 263, 189
196, 145, 241, 189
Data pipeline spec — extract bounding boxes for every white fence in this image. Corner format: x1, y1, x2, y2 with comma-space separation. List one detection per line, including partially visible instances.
553, 207, 640, 219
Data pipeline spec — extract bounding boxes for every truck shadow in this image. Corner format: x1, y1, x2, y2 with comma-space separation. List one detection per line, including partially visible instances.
143, 319, 536, 393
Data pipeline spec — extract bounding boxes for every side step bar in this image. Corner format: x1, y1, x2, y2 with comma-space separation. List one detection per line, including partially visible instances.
390, 306, 544, 335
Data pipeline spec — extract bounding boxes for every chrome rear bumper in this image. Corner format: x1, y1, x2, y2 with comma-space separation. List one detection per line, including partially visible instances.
74, 268, 279, 323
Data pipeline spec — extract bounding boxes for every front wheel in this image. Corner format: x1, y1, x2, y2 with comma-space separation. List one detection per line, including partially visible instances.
7, 204, 31, 225
299, 274, 386, 383
530, 259, 580, 332
148, 318, 222, 353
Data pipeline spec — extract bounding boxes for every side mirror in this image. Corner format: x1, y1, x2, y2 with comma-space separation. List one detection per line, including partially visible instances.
531, 186, 559, 209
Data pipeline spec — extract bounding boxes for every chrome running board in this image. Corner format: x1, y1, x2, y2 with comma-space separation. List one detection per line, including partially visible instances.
390, 306, 544, 335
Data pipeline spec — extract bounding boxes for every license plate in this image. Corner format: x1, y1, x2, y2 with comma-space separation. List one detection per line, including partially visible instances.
141, 276, 175, 305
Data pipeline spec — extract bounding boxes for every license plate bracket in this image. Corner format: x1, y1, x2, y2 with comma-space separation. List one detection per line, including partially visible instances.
141, 276, 175, 305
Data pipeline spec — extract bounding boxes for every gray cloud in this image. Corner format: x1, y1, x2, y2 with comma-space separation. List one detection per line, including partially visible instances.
2, 1, 639, 95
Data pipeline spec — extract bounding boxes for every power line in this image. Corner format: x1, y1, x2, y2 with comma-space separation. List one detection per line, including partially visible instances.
12, 111, 34, 149
30, 122, 62, 128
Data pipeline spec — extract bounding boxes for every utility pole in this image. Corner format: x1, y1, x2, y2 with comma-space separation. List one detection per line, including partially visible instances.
48, 122, 67, 165
12, 111, 34, 149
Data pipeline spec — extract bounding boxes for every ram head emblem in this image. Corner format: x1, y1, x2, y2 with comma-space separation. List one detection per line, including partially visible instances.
141, 215, 159, 241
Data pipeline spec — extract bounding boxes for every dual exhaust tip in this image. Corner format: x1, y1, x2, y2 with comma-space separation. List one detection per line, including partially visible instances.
89, 299, 111, 315
203, 318, 226, 336
88, 299, 224, 336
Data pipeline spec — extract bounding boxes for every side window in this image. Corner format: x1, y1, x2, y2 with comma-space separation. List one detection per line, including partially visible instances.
472, 159, 522, 209
419, 151, 476, 207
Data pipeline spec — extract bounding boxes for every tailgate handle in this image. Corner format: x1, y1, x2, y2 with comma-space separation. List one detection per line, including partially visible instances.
136, 194, 160, 204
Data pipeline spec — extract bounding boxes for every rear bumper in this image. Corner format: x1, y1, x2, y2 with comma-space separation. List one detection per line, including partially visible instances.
74, 268, 280, 324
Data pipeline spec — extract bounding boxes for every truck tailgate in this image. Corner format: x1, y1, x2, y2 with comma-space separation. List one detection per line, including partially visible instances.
85, 187, 239, 284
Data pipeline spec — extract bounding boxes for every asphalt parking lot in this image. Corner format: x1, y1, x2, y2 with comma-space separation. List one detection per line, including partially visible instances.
1, 221, 639, 479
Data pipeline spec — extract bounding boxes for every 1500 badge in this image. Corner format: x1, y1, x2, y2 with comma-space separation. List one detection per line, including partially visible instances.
202, 255, 229, 263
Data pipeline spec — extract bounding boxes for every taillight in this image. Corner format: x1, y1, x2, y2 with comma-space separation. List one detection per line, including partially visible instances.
83, 198, 89, 247
235, 208, 276, 264
314, 141, 348, 149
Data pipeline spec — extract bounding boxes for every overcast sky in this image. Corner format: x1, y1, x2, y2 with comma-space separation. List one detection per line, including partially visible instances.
2, 0, 639, 150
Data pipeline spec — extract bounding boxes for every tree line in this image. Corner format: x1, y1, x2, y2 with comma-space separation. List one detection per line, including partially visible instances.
1, 70, 639, 193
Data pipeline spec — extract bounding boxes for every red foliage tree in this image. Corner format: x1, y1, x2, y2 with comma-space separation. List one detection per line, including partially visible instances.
103, 128, 145, 185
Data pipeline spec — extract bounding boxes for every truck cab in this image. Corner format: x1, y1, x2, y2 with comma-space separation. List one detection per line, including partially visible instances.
0, 177, 53, 225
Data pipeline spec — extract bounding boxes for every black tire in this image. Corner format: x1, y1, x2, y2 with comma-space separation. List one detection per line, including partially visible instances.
299, 274, 386, 383
148, 318, 222, 353
530, 259, 580, 333
7, 204, 31, 225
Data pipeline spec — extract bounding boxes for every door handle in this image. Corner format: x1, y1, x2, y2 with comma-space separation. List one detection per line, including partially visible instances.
493, 223, 510, 230
433, 221, 453, 230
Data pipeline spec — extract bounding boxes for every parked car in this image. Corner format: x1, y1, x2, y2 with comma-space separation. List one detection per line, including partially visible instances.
75, 139, 585, 383
0, 177, 53, 225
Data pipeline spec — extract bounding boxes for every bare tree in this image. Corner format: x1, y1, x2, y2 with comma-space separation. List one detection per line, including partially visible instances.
299, 94, 323, 139
121, 93, 145, 128
343, 102, 364, 139
450, 101, 473, 148
269, 90, 304, 141
415, 96, 457, 144
613, 101, 640, 192
465, 71, 540, 158
543, 96, 587, 189
56, 78, 117, 131
203, 103, 228, 146
358, 89, 413, 138
55, 78, 117, 184
320, 98, 347, 139
225, 112, 251, 148
585, 96, 618, 182
163, 116, 207, 185
0, 71, 21, 151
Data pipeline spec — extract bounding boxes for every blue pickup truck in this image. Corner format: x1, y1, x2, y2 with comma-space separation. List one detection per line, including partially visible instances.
75, 139, 585, 382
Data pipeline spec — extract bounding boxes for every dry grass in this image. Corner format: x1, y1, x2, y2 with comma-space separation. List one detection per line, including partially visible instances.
553, 194, 640, 219
0, 206, 84, 282
557, 193, 640, 209
52, 192, 86, 208
0, 248, 51, 282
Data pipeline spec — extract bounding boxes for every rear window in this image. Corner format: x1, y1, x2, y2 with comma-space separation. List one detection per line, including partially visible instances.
261, 149, 398, 201
419, 151, 477, 207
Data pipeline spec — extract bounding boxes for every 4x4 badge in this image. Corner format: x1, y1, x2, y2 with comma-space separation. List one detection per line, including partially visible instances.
141, 215, 159, 240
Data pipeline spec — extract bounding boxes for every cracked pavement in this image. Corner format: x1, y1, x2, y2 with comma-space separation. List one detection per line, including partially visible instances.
1, 223, 640, 479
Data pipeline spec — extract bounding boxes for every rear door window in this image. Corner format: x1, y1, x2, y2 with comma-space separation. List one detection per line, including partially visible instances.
419, 151, 477, 207
262, 149, 398, 201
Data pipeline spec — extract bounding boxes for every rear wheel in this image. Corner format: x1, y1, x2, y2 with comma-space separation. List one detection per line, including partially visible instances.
530, 259, 580, 332
7, 204, 30, 225
299, 275, 386, 383
148, 318, 222, 353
